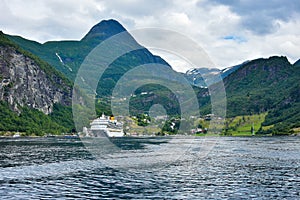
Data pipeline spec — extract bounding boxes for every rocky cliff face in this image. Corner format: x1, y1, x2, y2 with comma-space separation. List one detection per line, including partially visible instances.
0, 45, 72, 114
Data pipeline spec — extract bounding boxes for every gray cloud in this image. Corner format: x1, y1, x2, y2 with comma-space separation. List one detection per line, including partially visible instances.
207, 0, 300, 35
0, 0, 299, 70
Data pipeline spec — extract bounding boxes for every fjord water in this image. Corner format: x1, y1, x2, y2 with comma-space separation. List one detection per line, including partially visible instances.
0, 137, 299, 199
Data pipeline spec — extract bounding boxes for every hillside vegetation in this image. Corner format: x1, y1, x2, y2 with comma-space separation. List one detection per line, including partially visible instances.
223, 56, 300, 134
0, 33, 75, 135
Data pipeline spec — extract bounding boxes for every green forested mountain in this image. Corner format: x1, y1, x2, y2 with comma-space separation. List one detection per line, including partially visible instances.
6, 19, 176, 117
1, 19, 181, 134
184, 55, 300, 134
6, 19, 170, 97
223, 56, 300, 134
6, 19, 128, 81
0, 32, 74, 135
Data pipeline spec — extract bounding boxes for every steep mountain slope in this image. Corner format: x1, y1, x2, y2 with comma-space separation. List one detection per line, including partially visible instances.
7, 19, 170, 95
0, 32, 74, 134
6, 19, 178, 116
223, 56, 300, 133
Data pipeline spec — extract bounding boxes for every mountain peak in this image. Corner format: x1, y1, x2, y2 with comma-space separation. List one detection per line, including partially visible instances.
81, 19, 126, 42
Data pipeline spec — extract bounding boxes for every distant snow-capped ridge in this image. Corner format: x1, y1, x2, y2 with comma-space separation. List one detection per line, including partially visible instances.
184, 61, 249, 87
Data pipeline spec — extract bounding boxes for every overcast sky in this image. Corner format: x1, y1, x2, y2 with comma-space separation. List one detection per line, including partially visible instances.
1, 0, 300, 72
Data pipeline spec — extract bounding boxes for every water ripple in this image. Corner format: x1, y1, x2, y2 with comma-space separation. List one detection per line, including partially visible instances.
0, 137, 300, 199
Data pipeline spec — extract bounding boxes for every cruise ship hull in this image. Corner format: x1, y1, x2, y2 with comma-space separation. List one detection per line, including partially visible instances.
83, 114, 125, 137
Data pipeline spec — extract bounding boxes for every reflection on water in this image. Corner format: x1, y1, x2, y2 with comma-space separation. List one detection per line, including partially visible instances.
0, 137, 299, 199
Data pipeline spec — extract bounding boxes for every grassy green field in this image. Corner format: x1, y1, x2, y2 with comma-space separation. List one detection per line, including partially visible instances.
223, 113, 268, 136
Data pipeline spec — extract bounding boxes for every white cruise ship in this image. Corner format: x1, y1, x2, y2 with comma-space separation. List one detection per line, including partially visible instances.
84, 114, 124, 137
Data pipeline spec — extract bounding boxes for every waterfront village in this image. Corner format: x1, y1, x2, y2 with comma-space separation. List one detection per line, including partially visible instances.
80, 113, 218, 138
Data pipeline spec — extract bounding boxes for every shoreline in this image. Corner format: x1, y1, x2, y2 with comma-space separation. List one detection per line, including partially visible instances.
0, 133, 299, 139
